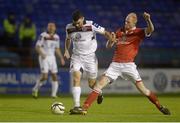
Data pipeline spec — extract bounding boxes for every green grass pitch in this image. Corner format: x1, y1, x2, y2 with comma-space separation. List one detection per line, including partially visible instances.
0, 94, 180, 122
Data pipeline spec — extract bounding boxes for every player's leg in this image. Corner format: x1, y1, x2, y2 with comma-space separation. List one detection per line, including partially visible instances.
88, 78, 96, 89
32, 56, 49, 98
136, 81, 170, 115
122, 63, 170, 115
69, 54, 83, 114
88, 78, 103, 104
69, 71, 82, 114
32, 73, 48, 98
50, 56, 59, 98
85, 53, 104, 104
72, 71, 82, 107
82, 62, 119, 114
51, 73, 59, 98
82, 75, 110, 112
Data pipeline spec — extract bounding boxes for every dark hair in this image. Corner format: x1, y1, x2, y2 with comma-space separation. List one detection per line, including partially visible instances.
72, 10, 84, 21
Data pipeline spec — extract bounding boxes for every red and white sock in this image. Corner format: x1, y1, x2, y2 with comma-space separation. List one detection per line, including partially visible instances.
83, 89, 100, 110
147, 91, 161, 109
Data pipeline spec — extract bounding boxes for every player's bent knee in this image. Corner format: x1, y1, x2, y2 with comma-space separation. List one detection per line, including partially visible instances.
88, 79, 96, 89
89, 84, 94, 89
41, 76, 48, 81
95, 76, 110, 90
41, 77, 48, 81
136, 81, 150, 96
73, 76, 80, 82
40, 73, 48, 81
73, 76, 81, 86
51, 74, 58, 81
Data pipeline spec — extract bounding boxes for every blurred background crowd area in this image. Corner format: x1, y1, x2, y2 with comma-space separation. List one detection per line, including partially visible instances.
0, 0, 180, 68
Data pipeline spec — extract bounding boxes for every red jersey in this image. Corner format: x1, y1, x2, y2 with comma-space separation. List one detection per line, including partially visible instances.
112, 27, 145, 62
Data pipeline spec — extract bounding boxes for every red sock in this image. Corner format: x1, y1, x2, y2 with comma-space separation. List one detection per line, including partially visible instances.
83, 90, 100, 110
147, 91, 161, 109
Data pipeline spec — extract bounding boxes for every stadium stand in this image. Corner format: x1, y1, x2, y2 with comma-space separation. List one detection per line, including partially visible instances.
0, 0, 179, 67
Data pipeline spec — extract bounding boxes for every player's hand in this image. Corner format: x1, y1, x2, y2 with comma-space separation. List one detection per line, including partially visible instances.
110, 32, 117, 44
64, 50, 70, 59
111, 32, 117, 43
60, 58, 65, 66
106, 32, 117, 48
143, 12, 151, 21
41, 54, 46, 59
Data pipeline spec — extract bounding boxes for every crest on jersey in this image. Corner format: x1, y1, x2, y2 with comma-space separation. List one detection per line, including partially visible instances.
74, 33, 81, 41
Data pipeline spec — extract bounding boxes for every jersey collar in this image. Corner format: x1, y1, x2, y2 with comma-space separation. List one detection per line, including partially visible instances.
125, 27, 136, 34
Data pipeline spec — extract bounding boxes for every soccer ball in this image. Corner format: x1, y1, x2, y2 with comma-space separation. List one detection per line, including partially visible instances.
51, 102, 65, 114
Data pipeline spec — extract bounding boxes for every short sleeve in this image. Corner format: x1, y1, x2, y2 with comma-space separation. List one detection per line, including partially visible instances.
66, 24, 71, 38
55, 36, 60, 48
65, 25, 68, 37
92, 22, 105, 34
138, 28, 146, 39
35, 34, 44, 47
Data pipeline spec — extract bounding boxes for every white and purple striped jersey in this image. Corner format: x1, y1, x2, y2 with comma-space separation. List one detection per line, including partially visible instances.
36, 32, 60, 56
66, 20, 105, 55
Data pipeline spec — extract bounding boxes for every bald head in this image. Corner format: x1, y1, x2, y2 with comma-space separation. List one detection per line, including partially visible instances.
125, 13, 137, 30
126, 13, 137, 24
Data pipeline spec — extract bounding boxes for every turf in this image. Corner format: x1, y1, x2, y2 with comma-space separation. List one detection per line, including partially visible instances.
0, 94, 180, 122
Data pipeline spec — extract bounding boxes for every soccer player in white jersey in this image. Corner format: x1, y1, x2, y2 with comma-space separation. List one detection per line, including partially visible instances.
64, 10, 115, 114
32, 22, 65, 98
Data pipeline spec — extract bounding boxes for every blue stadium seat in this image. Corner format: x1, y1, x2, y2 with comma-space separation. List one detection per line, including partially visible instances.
0, 0, 179, 67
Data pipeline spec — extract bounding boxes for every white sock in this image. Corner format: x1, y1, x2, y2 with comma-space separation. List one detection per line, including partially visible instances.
72, 86, 81, 107
51, 81, 59, 97
33, 79, 44, 92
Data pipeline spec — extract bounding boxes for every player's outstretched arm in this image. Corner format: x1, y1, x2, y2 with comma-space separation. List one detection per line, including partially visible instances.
104, 31, 113, 42
143, 12, 154, 35
64, 36, 71, 59
55, 48, 65, 66
35, 45, 46, 59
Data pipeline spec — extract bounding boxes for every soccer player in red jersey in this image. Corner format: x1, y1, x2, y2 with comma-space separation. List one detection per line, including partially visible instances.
81, 12, 170, 115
